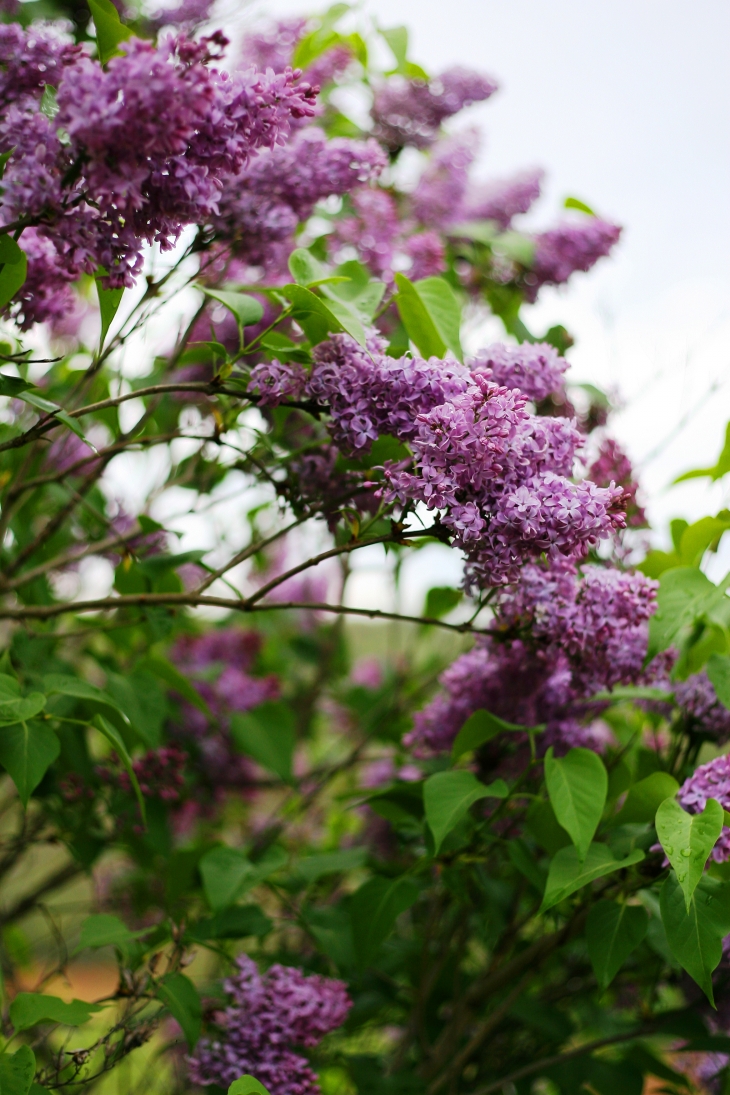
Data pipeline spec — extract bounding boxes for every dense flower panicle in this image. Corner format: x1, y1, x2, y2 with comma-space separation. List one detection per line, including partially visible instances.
240, 17, 308, 73
675, 672, 730, 743
469, 342, 568, 403
250, 332, 471, 452
333, 188, 400, 277
463, 168, 544, 229
524, 218, 622, 300
403, 230, 446, 279
411, 131, 475, 227
9, 228, 76, 330
211, 129, 386, 265
371, 67, 498, 150
587, 437, 646, 526
0, 22, 81, 109
678, 755, 730, 862
188, 955, 351, 1094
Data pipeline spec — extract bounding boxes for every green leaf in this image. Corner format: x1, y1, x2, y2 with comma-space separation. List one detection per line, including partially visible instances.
156, 972, 201, 1049
278, 284, 345, 346
146, 653, 213, 719
187, 905, 272, 942
10, 993, 102, 1031
660, 872, 730, 1004
539, 844, 644, 913
675, 422, 730, 484
0, 236, 27, 311
230, 701, 296, 783
564, 196, 596, 215
350, 875, 420, 968
202, 288, 264, 336
319, 292, 368, 347
0, 148, 15, 182
293, 848, 367, 883
228, 1078, 271, 1095
679, 516, 730, 566
0, 720, 59, 807
76, 913, 149, 951
88, 0, 132, 64
424, 770, 507, 854
493, 231, 535, 266
586, 900, 648, 989
199, 846, 254, 912
0, 693, 45, 724
647, 566, 730, 661
92, 714, 146, 824
544, 746, 608, 861
451, 708, 537, 761
39, 85, 58, 119
612, 772, 679, 826
423, 586, 462, 619
394, 273, 463, 360
380, 24, 408, 68
95, 272, 124, 350
43, 673, 131, 734
0, 374, 32, 399
0, 1046, 35, 1095
655, 797, 723, 910
288, 248, 327, 286
707, 652, 730, 710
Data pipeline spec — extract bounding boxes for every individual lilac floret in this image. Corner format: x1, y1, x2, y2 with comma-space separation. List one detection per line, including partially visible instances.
371, 67, 498, 151
411, 131, 475, 227
523, 218, 622, 301
678, 755, 730, 862
0, 22, 81, 109
587, 437, 646, 527
187, 955, 351, 1094
675, 672, 730, 743
469, 342, 568, 404
463, 168, 544, 229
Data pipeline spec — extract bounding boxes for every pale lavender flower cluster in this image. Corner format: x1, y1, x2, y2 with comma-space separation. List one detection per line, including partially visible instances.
409, 560, 657, 756
0, 30, 317, 320
675, 672, 730, 743
371, 67, 498, 151
677, 755, 730, 862
188, 954, 351, 1095
147, 0, 215, 31
523, 219, 622, 300
240, 16, 353, 89
411, 131, 475, 227
250, 332, 471, 451
211, 128, 386, 269
170, 630, 279, 789
10, 228, 77, 331
0, 22, 81, 109
463, 168, 544, 229
403, 230, 446, 279
333, 188, 400, 277
469, 342, 568, 403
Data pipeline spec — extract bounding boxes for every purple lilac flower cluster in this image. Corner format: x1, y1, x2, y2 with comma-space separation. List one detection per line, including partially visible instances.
677, 755, 730, 862
252, 336, 626, 585
188, 955, 351, 1095
146, 0, 215, 32
0, 28, 317, 323
170, 629, 279, 790
0, 22, 81, 108
210, 127, 386, 271
587, 437, 646, 527
371, 68, 498, 151
98, 745, 187, 803
240, 16, 353, 89
469, 342, 568, 404
523, 219, 623, 300
463, 168, 544, 229
675, 672, 730, 743
408, 560, 657, 756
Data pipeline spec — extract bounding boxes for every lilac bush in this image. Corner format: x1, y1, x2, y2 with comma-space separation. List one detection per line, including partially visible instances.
0, 4, 728, 1095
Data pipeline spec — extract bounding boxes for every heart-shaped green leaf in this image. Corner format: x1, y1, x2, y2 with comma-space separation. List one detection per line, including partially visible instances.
660, 871, 730, 1004
586, 900, 648, 989
539, 844, 644, 913
655, 797, 723, 910
544, 746, 608, 861
424, 770, 508, 853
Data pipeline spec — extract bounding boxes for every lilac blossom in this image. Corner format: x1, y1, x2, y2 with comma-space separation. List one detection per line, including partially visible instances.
677, 755, 730, 862
372, 67, 498, 151
188, 955, 351, 1094
147, 0, 215, 31
211, 128, 386, 266
469, 342, 568, 404
9, 228, 76, 330
587, 437, 646, 527
411, 132, 475, 227
462, 168, 544, 229
0, 22, 81, 110
523, 218, 622, 301
675, 672, 730, 743
403, 230, 446, 279
240, 17, 308, 74
333, 188, 400, 277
